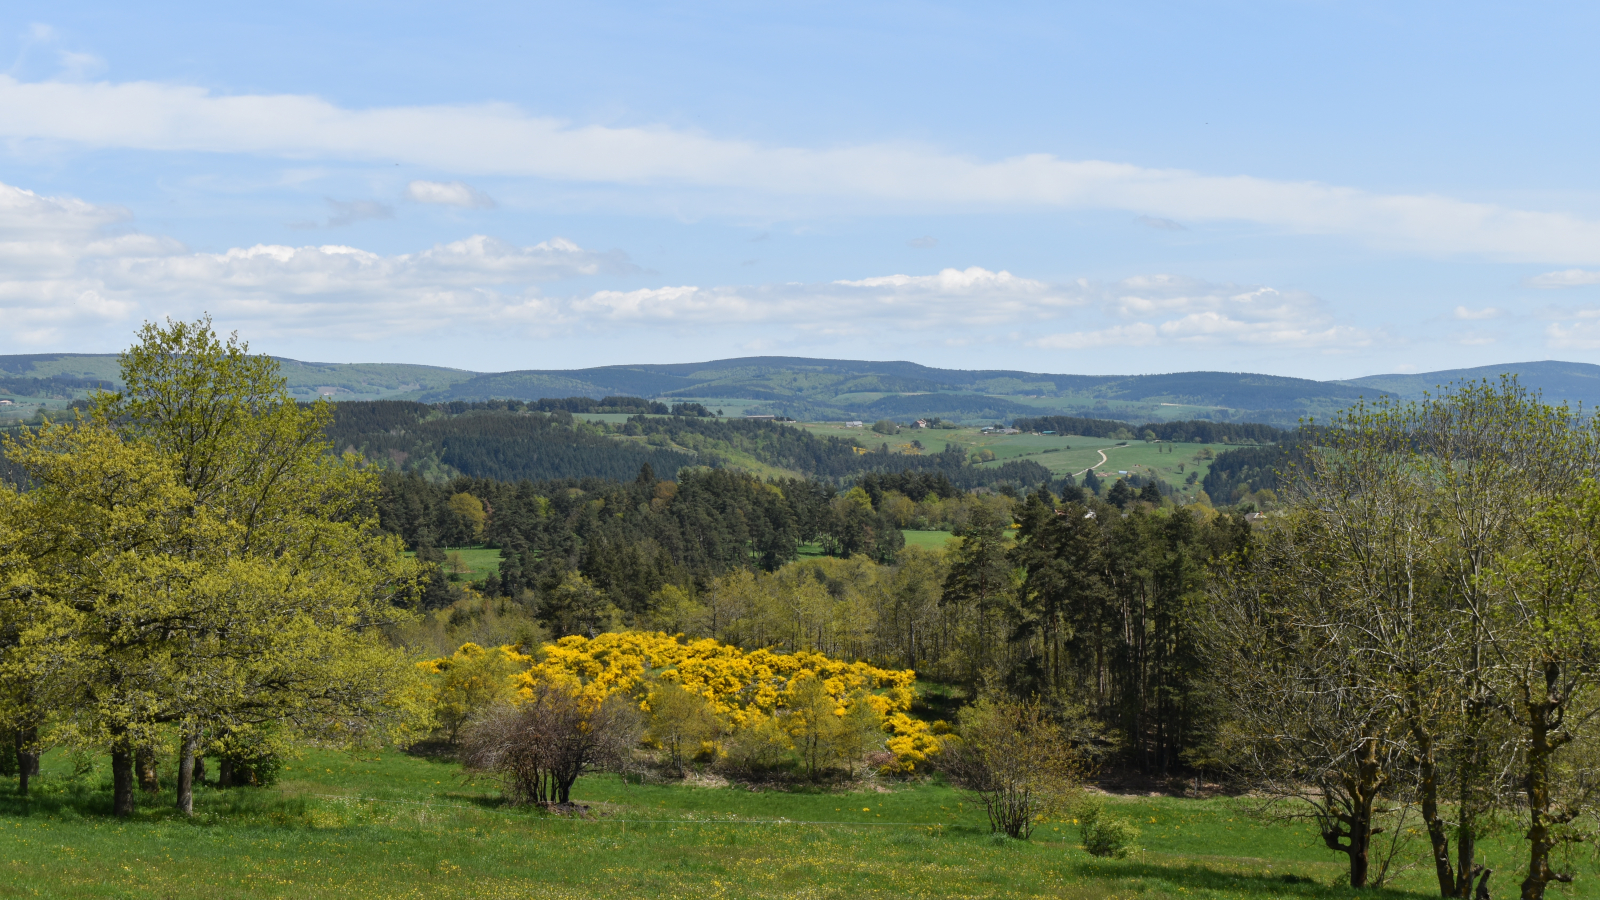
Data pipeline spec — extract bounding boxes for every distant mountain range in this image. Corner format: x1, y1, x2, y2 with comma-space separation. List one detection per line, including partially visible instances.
3, 353, 1596, 427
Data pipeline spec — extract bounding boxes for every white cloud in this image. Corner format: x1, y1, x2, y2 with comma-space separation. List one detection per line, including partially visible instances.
1032, 278, 1376, 351
406, 179, 495, 208
0, 179, 626, 345
572, 267, 1084, 333
1528, 268, 1600, 288
1454, 305, 1502, 319
0, 178, 1379, 356
5, 76, 1600, 261
1546, 322, 1600, 350
1032, 324, 1160, 349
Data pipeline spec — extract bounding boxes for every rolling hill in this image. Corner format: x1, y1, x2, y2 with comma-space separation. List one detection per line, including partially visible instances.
3, 352, 1596, 426
1339, 360, 1600, 409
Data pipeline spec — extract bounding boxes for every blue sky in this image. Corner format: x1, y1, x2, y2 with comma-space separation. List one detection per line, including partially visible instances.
3, 1, 1600, 379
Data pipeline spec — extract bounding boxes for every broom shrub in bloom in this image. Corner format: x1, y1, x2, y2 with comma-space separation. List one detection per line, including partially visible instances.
423, 630, 944, 773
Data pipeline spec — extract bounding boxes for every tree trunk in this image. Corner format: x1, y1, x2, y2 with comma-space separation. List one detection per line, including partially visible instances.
193, 753, 206, 786
1521, 692, 1570, 900
1348, 800, 1373, 889
111, 745, 136, 817
136, 745, 160, 794
1417, 740, 1458, 897
15, 726, 39, 799
1455, 821, 1479, 898
1322, 736, 1384, 889
175, 733, 197, 816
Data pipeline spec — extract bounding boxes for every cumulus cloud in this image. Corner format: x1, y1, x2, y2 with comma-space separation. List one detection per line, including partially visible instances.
1546, 321, 1600, 350
406, 179, 495, 208
0, 178, 1380, 355
569, 267, 1084, 334
908, 236, 938, 248
5, 76, 1600, 262
1032, 277, 1376, 351
0, 179, 628, 345
1454, 305, 1502, 319
1528, 268, 1600, 288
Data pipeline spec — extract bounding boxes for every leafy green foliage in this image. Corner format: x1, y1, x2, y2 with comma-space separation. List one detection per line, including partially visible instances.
1078, 796, 1141, 857
0, 318, 431, 817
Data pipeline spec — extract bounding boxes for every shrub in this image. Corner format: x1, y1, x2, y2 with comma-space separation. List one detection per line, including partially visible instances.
421, 642, 530, 744
940, 695, 1082, 839
1078, 796, 1140, 858
719, 711, 794, 774
460, 683, 641, 805
217, 748, 282, 787
646, 679, 723, 776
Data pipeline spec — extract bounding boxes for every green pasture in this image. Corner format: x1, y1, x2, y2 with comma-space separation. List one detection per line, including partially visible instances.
790, 422, 1243, 502
901, 530, 956, 550
965, 435, 1238, 500
0, 745, 1567, 899
667, 398, 770, 416
404, 547, 504, 582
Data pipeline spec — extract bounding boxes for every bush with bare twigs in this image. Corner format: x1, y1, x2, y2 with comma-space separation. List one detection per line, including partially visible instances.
459, 682, 641, 806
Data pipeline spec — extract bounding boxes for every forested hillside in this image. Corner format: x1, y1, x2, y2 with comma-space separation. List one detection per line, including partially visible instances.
328, 399, 1054, 489
12, 350, 1598, 426
419, 357, 1381, 425
325, 400, 696, 483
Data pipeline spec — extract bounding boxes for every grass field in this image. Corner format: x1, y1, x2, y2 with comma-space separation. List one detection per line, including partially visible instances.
901, 530, 956, 550
0, 745, 1567, 899
403, 547, 504, 582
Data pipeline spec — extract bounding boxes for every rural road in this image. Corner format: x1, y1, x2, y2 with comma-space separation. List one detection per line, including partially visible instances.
1072, 447, 1112, 478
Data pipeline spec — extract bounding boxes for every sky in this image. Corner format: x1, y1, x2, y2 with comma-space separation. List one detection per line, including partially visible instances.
3, 1, 1600, 380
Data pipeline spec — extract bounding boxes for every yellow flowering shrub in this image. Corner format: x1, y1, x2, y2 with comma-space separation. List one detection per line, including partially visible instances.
425, 631, 943, 772
882, 713, 943, 773
542, 632, 935, 771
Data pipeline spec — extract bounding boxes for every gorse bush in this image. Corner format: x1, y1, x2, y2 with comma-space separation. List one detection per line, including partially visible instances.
421, 631, 945, 777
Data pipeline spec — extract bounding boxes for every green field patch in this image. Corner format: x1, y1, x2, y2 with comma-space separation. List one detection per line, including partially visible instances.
404, 546, 504, 581
0, 745, 1544, 898
901, 530, 955, 550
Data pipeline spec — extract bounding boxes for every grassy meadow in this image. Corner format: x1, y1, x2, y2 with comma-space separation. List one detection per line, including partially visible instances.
1, 745, 1567, 899
401, 547, 504, 582
901, 530, 956, 550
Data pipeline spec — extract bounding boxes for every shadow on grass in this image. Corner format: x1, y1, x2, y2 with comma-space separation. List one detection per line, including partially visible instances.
1069, 858, 1419, 898
912, 681, 968, 722
0, 777, 313, 826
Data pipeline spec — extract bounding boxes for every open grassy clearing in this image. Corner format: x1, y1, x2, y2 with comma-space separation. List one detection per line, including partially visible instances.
901, 530, 956, 550
1, 745, 1562, 899
402, 547, 503, 582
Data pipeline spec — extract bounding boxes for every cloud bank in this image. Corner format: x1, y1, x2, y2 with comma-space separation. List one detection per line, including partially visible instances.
6, 177, 1595, 365
5, 76, 1600, 262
